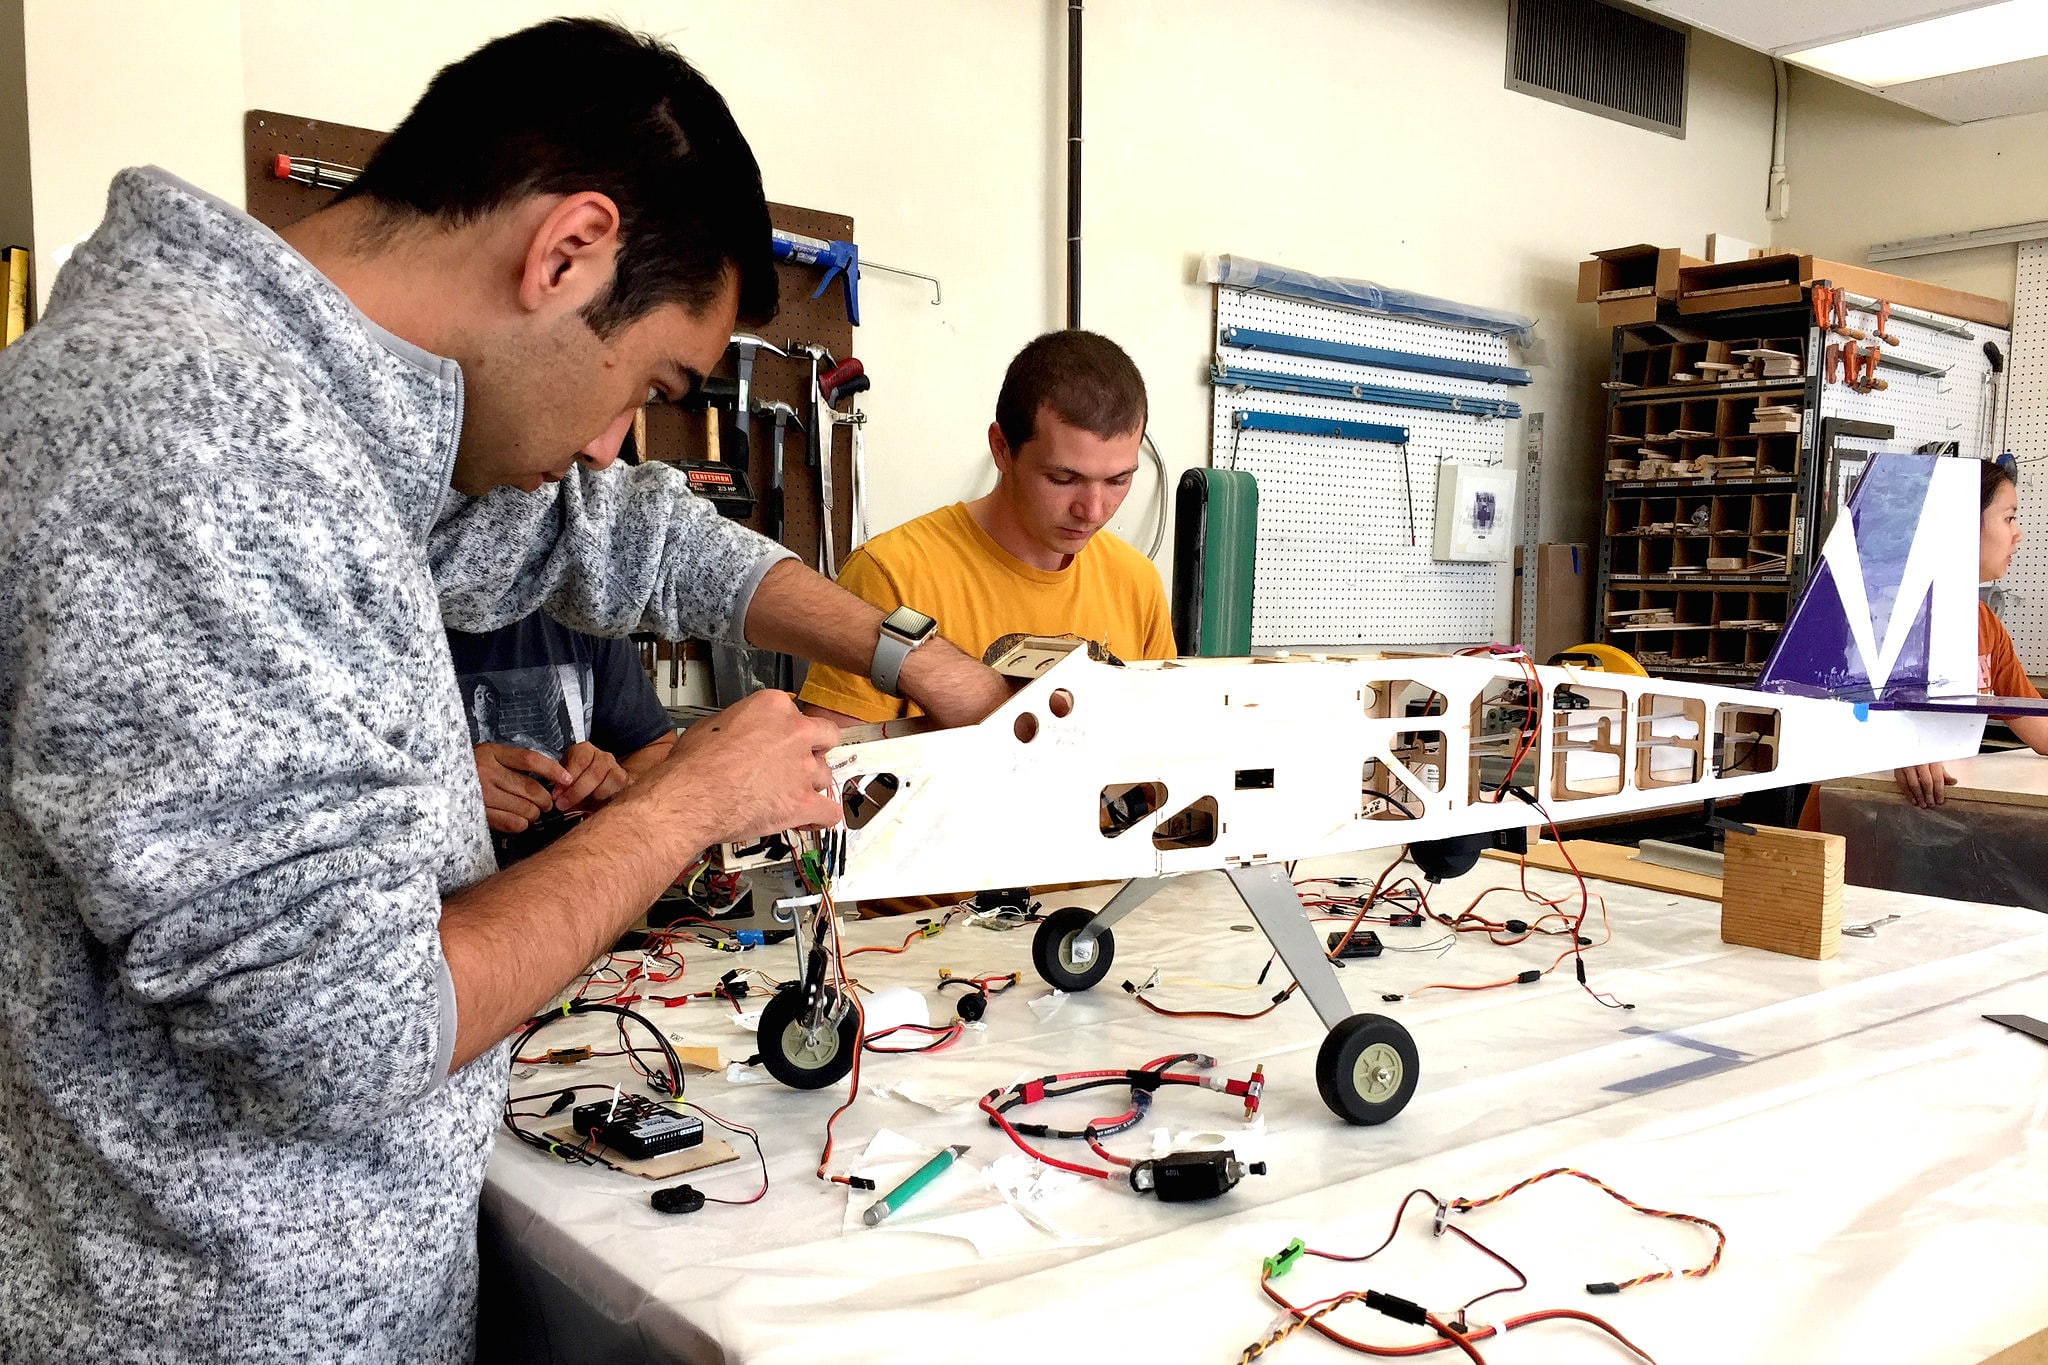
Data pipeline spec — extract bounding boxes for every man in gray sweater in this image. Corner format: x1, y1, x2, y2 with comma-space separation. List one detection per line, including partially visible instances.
0, 19, 1002, 1362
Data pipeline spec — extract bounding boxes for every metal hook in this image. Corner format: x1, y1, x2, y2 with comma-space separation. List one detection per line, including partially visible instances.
863, 259, 943, 306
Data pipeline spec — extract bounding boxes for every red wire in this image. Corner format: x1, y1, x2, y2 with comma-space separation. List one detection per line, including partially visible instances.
814, 887, 870, 1186
863, 1022, 963, 1054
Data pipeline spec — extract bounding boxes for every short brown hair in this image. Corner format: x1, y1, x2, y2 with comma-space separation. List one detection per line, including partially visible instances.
994, 330, 1147, 451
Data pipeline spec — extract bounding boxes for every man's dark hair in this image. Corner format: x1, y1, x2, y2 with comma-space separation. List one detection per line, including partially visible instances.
995, 330, 1148, 452
338, 18, 776, 337
1983, 457, 2017, 511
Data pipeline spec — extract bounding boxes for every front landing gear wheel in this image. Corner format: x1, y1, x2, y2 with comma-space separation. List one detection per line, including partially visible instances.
757, 987, 857, 1090
1315, 1013, 1419, 1126
1031, 906, 1115, 992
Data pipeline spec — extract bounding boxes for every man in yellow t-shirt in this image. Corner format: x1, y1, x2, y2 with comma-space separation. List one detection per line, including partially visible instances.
800, 329, 1175, 725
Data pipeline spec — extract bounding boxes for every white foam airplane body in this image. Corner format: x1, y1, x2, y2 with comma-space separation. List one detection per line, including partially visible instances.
738, 456, 2016, 1125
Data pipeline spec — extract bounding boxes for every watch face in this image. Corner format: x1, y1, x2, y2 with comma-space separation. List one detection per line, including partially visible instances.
885, 607, 937, 642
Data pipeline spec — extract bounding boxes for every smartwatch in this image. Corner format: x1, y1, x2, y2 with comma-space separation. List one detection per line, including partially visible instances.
870, 606, 938, 697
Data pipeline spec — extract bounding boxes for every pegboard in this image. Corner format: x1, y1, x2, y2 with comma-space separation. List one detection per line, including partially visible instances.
2000, 239, 2048, 671
245, 111, 388, 232
1817, 303, 2007, 459
243, 110, 856, 576
1210, 286, 1514, 647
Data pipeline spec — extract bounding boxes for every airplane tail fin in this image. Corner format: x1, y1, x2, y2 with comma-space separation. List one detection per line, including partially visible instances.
1756, 453, 1978, 702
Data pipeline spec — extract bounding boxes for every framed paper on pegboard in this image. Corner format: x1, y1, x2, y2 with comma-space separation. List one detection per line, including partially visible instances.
1208, 284, 1522, 648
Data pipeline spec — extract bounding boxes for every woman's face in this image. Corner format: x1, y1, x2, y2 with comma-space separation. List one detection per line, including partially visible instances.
1981, 480, 2023, 582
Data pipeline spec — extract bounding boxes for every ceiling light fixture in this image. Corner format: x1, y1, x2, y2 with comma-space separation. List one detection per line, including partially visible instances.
1785, 1, 2048, 88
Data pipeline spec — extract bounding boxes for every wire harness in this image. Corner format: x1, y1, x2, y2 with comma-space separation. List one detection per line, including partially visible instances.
1238, 1168, 1724, 1363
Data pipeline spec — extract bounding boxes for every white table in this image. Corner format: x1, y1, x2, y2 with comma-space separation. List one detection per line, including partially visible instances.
1819, 748, 2048, 908
480, 854, 2048, 1365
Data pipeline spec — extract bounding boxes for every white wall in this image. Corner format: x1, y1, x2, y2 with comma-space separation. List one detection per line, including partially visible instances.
1083, 0, 1777, 560
25, 0, 1783, 640
19, 0, 242, 311
1775, 66, 2048, 306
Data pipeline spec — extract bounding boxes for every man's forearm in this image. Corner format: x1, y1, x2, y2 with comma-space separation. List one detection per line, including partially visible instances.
622, 732, 676, 777
742, 559, 887, 669
2008, 712, 2048, 756
743, 560, 1009, 727
439, 789, 700, 1071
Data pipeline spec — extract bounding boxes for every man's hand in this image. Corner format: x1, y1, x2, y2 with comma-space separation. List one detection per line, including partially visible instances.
473, 743, 573, 834
1893, 761, 1956, 809
553, 740, 631, 814
624, 689, 844, 845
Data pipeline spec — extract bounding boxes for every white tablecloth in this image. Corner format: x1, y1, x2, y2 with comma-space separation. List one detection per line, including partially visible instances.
481, 852, 2048, 1365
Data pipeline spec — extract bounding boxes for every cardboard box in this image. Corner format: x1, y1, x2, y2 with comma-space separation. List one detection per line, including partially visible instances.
1578, 244, 1682, 303
1513, 543, 1591, 661
1677, 254, 1812, 315
1579, 245, 1706, 326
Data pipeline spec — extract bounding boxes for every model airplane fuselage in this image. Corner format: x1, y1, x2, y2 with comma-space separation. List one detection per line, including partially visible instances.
728, 454, 2012, 1127
812, 643, 1980, 902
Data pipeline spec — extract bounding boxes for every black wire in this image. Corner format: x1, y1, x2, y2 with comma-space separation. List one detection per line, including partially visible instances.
1373, 791, 1422, 820
509, 1001, 688, 1100
1713, 735, 1760, 777
685, 1103, 770, 1206
502, 1083, 616, 1164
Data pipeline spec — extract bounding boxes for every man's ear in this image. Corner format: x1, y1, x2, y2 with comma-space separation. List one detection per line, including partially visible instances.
988, 421, 1014, 476
517, 192, 623, 316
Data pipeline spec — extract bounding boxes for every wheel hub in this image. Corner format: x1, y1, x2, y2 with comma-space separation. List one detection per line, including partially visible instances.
1063, 931, 1095, 967
1354, 1042, 1403, 1101
781, 1020, 840, 1069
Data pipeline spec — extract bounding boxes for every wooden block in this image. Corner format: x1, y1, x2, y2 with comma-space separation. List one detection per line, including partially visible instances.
1719, 826, 1845, 960
1706, 557, 1742, 572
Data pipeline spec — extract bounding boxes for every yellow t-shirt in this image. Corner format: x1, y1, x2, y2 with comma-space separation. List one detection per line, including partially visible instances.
800, 501, 1176, 722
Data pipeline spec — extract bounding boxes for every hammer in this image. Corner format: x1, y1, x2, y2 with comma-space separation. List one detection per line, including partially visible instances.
789, 341, 835, 574
753, 400, 801, 546
728, 333, 787, 464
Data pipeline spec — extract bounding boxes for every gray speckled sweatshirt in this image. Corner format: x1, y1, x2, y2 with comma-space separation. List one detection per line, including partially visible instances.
0, 169, 791, 1362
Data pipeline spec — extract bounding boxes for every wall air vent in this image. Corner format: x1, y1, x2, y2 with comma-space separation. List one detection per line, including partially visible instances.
1507, 0, 1689, 139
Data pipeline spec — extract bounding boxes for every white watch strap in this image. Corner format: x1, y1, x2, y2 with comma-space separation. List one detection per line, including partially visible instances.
871, 630, 917, 697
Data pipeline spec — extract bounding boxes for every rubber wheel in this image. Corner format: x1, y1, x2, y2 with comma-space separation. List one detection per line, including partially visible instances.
1315, 1013, 1419, 1126
757, 986, 857, 1090
1031, 906, 1115, 992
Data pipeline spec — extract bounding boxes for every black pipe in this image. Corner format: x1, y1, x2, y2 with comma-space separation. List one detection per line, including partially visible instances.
1066, 0, 1082, 330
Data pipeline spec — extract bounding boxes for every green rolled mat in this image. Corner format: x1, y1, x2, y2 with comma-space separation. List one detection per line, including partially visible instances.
1171, 468, 1258, 657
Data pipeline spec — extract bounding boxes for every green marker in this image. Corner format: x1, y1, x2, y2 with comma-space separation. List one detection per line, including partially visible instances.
862, 1145, 969, 1227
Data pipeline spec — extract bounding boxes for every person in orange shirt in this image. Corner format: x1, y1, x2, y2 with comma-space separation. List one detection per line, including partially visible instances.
800, 329, 1174, 726
1895, 459, 2048, 807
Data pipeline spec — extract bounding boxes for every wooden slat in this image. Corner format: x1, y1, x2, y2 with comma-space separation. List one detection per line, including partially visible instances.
1481, 840, 1721, 900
